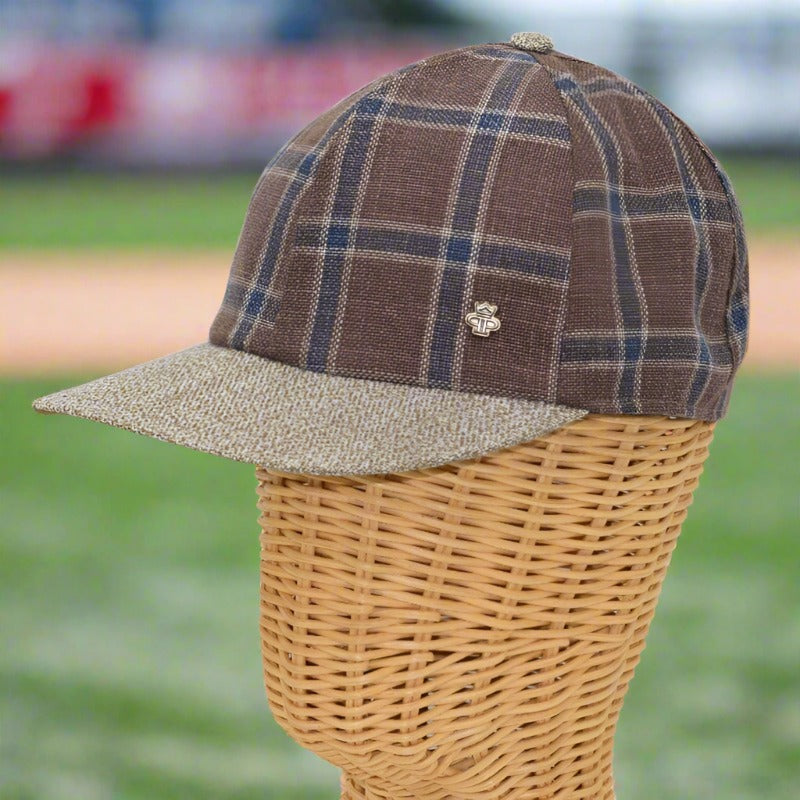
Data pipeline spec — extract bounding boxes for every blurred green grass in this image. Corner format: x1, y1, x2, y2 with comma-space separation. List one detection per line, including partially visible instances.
0, 171, 253, 250
0, 156, 797, 249
2, 371, 799, 799
2, 152, 798, 797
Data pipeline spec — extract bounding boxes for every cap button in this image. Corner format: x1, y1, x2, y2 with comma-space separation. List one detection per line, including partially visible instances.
509, 32, 554, 54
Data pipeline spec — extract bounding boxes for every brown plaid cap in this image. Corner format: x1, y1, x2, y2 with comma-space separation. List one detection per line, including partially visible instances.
33, 34, 749, 476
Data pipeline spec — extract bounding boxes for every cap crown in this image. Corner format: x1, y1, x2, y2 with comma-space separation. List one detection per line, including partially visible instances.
209, 42, 749, 421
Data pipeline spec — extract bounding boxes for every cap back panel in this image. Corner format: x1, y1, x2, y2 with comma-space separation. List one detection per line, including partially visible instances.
533, 51, 748, 421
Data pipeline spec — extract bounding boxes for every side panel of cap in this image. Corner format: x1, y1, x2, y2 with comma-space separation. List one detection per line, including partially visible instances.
254, 44, 576, 404
531, 50, 748, 422
208, 73, 389, 349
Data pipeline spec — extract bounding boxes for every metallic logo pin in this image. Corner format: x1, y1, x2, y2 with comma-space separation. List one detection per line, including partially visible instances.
465, 300, 501, 337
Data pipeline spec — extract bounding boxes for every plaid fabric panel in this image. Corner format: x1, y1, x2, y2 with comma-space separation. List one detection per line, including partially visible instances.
249, 43, 575, 403
683, 127, 750, 388
208, 75, 388, 350
209, 41, 748, 423
533, 50, 748, 420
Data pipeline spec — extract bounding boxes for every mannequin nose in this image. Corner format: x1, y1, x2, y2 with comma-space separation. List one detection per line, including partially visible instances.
258, 578, 480, 786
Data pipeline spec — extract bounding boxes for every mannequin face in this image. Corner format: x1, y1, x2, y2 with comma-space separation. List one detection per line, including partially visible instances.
258, 519, 528, 790
256, 497, 627, 794
253, 416, 713, 797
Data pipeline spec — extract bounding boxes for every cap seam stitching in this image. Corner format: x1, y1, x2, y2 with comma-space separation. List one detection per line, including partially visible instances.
526, 53, 577, 407
645, 98, 743, 379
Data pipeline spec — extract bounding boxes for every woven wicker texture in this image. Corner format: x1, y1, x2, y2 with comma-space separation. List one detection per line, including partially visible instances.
255, 414, 714, 800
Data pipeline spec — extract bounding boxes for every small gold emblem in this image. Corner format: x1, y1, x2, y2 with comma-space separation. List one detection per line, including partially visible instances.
465, 300, 501, 337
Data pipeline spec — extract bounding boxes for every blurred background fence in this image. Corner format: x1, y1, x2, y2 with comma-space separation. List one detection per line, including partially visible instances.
1, 0, 798, 165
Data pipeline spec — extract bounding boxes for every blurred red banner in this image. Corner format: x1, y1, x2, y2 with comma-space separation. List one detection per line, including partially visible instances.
0, 39, 446, 164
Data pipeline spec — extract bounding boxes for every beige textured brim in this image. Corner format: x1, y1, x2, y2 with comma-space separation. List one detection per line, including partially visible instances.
31, 342, 589, 476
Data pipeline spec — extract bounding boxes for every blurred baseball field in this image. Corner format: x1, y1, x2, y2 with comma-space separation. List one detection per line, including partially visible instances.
1, 159, 798, 799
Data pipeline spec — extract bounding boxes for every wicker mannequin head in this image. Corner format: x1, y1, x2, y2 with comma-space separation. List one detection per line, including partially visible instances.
255, 414, 714, 800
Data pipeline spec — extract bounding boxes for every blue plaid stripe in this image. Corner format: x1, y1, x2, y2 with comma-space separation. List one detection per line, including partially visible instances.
426, 53, 537, 389
548, 70, 646, 414
561, 333, 731, 365
294, 222, 570, 284
217, 278, 282, 326
710, 163, 749, 352
574, 186, 731, 222
642, 96, 716, 415
305, 94, 391, 371
229, 112, 355, 350
712, 164, 749, 417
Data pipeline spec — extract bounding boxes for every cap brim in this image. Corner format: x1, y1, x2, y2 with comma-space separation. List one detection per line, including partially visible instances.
31, 342, 589, 476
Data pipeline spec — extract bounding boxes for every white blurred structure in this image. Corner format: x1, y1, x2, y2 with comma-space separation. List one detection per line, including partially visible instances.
0, 0, 797, 162
442, 0, 800, 150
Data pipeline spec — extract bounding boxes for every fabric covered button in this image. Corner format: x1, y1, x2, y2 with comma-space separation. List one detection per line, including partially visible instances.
509, 32, 554, 54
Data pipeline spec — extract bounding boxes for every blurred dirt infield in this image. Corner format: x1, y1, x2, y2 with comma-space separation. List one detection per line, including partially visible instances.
1, 239, 797, 375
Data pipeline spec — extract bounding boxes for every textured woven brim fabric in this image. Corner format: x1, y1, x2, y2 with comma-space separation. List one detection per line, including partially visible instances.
30, 342, 589, 476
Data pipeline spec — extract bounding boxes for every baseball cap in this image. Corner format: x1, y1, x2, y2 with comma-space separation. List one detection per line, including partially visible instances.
32, 32, 750, 476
